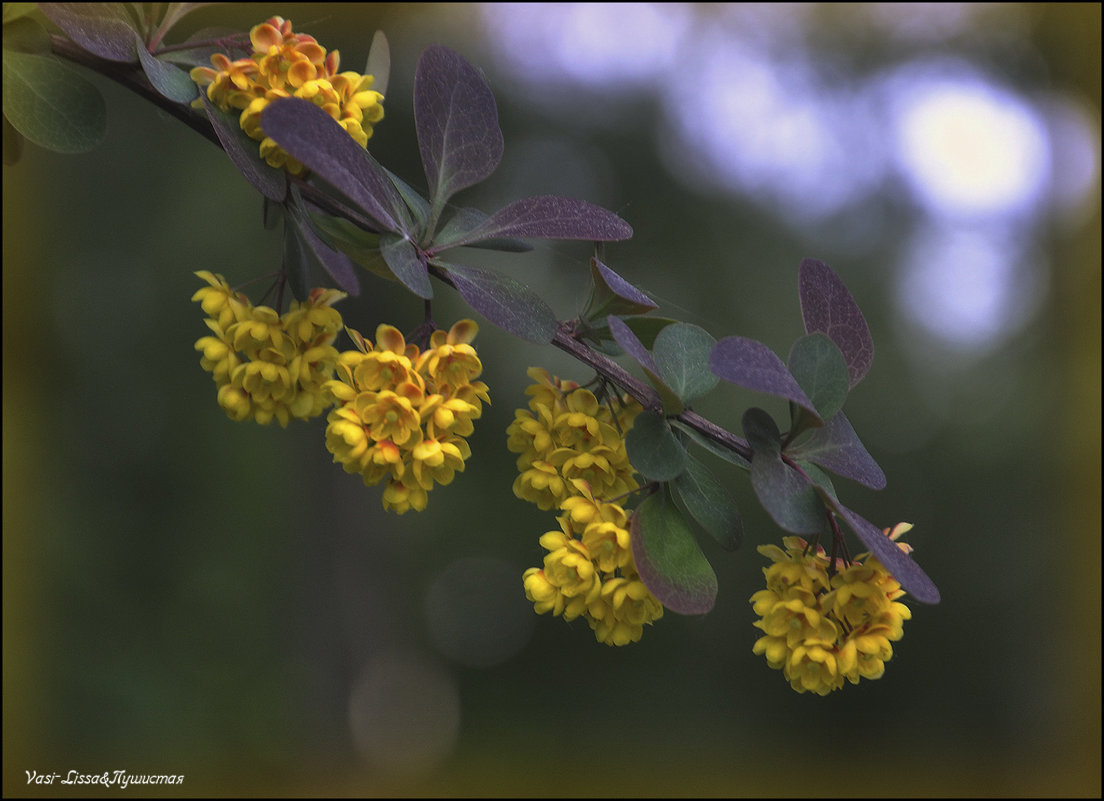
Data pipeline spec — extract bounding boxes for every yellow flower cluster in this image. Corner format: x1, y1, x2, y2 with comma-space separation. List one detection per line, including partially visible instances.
190, 16, 384, 174
523, 481, 664, 646
506, 367, 641, 510
323, 321, 489, 514
510, 368, 663, 645
750, 523, 915, 695
193, 271, 344, 426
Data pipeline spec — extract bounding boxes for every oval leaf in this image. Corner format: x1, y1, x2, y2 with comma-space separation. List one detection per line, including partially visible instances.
785, 411, 886, 490
799, 258, 874, 388
2, 50, 105, 153
624, 410, 688, 482
38, 3, 138, 63
261, 98, 409, 233
201, 94, 286, 201
135, 33, 197, 103
631, 492, 718, 615
745, 409, 825, 536
788, 332, 849, 422
379, 234, 432, 299
288, 192, 360, 296
675, 456, 742, 550
710, 335, 820, 423
654, 323, 719, 404
433, 260, 557, 344
822, 499, 941, 605
583, 258, 657, 322
436, 194, 632, 251
366, 30, 390, 97
3, 16, 53, 54
414, 44, 503, 210
608, 315, 682, 414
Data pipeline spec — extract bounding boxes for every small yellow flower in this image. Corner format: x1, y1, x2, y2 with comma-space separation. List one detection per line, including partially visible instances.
190, 16, 384, 174
506, 368, 641, 511
323, 320, 487, 513
749, 527, 917, 694
192, 272, 345, 427
521, 483, 663, 645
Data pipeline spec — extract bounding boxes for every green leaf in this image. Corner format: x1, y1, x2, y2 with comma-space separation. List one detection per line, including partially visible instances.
2, 50, 105, 153
669, 419, 751, 470
135, 32, 197, 103
607, 315, 683, 414
3, 4, 40, 24
625, 410, 688, 482
433, 259, 557, 344
794, 460, 838, 501
787, 332, 849, 422
630, 491, 718, 615
38, 3, 139, 63
3, 15, 53, 53
675, 456, 742, 550
379, 234, 432, 299
622, 316, 678, 349
384, 167, 431, 236
653, 322, 719, 404
744, 408, 826, 535
305, 211, 385, 269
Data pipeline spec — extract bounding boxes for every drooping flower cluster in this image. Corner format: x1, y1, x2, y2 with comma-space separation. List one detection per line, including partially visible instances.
510, 368, 663, 645
323, 321, 489, 514
523, 480, 664, 646
750, 523, 915, 695
507, 367, 641, 510
190, 16, 384, 174
193, 271, 344, 426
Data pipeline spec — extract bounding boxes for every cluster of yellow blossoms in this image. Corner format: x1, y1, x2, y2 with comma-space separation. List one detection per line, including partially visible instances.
190, 16, 384, 174
750, 523, 915, 695
193, 271, 344, 426
507, 368, 640, 510
510, 368, 664, 645
323, 321, 489, 514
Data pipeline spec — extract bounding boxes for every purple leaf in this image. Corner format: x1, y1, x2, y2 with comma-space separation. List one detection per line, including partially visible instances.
593, 258, 656, 311
379, 234, 432, 299
608, 314, 659, 375
429, 195, 633, 251
710, 336, 820, 423
414, 44, 503, 209
608, 315, 676, 413
260, 98, 408, 233
201, 94, 286, 202
292, 210, 360, 296
434, 260, 557, 343
828, 502, 941, 604
39, 3, 138, 63
799, 258, 874, 387
786, 412, 886, 490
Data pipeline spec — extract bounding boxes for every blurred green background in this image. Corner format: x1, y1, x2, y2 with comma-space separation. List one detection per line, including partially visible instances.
4, 3, 1100, 797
